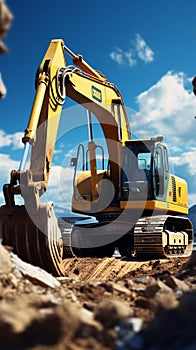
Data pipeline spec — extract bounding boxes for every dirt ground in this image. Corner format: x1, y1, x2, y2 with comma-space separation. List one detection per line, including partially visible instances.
61, 255, 185, 282
1, 244, 196, 350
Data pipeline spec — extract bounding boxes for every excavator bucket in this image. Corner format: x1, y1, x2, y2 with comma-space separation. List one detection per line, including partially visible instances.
0, 202, 65, 276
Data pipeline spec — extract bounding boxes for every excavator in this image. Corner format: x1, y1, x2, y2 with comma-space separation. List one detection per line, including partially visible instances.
0, 39, 193, 276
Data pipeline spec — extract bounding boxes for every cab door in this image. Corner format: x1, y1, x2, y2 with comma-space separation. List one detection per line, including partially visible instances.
153, 145, 169, 200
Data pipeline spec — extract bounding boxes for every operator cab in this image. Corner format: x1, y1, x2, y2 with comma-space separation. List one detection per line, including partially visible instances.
121, 137, 170, 202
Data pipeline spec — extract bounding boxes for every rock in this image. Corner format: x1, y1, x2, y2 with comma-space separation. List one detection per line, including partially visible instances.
94, 299, 134, 329
149, 289, 179, 312
135, 279, 176, 314
164, 275, 191, 292
136, 288, 179, 314
0, 295, 38, 334
134, 276, 151, 284
0, 244, 12, 274
0, 293, 80, 349
79, 307, 103, 336
109, 282, 132, 296
135, 296, 150, 309
82, 301, 95, 312
144, 279, 172, 298
10, 251, 61, 289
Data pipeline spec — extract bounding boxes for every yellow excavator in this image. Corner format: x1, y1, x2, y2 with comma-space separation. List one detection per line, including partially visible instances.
0, 39, 193, 276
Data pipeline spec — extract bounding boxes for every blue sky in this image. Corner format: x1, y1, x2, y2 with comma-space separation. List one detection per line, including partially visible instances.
1, 0, 196, 212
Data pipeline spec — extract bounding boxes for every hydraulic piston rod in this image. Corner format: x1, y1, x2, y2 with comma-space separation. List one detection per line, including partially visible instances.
63, 44, 106, 82
87, 110, 98, 201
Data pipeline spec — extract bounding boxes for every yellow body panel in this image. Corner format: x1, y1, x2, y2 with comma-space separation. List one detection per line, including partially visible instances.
74, 170, 110, 201
120, 173, 188, 215
120, 199, 188, 214
166, 174, 188, 208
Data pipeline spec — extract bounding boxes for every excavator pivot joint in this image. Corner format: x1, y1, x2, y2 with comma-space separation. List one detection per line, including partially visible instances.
20, 170, 46, 216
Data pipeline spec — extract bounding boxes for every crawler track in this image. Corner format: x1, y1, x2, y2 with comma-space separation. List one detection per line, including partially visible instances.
134, 215, 193, 258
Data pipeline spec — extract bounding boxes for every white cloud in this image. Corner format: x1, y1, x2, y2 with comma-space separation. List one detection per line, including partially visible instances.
110, 48, 125, 65
48, 166, 74, 188
42, 165, 74, 209
170, 148, 196, 176
110, 33, 154, 67
0, 130, 11, 147
131, 70, 196, 205
133, 71, 196, 146
125, 51, 137, 67
0, 158, 75, 208
0, 153, 19, 182
189, 193, 196, 207
0, 130, 23, 149
135, 33, 154, 63
11, 132, 24, 149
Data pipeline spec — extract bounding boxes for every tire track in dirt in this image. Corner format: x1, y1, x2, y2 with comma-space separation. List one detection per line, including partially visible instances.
62, 257, 171, 282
